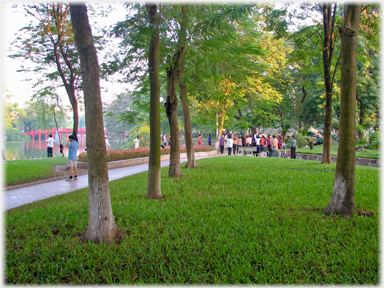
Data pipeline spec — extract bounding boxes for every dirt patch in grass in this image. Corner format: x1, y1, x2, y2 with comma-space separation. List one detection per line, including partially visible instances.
52, 164, 88, 178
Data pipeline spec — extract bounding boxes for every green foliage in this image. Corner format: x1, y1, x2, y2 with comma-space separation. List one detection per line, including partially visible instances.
104, 93, 135, 140
6, 157, 379, 284
368, 132, 380, 149
294, 134, 308, 148
5, 128, 29, 141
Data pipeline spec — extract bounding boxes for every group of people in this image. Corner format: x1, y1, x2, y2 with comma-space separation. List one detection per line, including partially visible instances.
46, 134, 66, 158
211, 132, 298, 159
161, 134, 171, 148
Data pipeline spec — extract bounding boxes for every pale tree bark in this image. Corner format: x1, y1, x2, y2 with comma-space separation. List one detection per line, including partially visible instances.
146, 4, 162, 199
321, 3, 337, 164
178, 64, 200, 168
324, 3, 361, 217
70, 4, 124, 244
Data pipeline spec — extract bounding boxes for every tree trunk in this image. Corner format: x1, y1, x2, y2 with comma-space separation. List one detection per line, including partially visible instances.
178, 65, 199, 168
70, 4, 124, 244
145, 4, 162, 199
218, 112, 225, 136
164, 6, 186, 178
165, 69, 182, 178
321, 3, 337, 164
324, 3, 361, 217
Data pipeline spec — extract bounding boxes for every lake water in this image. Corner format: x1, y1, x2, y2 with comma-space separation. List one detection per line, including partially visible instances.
4, 140, 125, 160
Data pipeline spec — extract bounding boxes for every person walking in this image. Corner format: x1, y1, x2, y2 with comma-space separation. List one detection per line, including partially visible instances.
105, 136, 111, 151
227, 134, 233, 155
260, 134, 266, 154
232, 133, 238, 154
65, 134, 79, 181
246, 134, 252, 147
208, 134, 212, 146
271, 134, 279, 157
134, 136, 140, 149
168, 135, 171, 146
219, 134, 226, 154
289, 135, 297, 159
163, 134, 167, 147
242, 133, 247, 149
255, 134, 261, 155
46, 134, 55, 157
197, 134, 203, 145
266, 135, 272, 157
278, 134, 283, 149
237, 134, 243, 155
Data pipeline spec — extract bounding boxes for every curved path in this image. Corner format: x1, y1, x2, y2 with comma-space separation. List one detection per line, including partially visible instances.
4, 154, 229, 211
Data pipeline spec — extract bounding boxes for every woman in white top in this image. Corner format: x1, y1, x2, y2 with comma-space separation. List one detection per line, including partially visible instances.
246, 135, 252, 147
226, 134, 233, 155
105, 136, 111, 151
134, 136, 140, 149
255, 134, 261, 155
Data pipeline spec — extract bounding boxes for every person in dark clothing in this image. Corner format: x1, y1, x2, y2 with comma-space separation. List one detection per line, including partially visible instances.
242, 133, 247, 149
289, 135, 297, 159
219, 134, 226, 154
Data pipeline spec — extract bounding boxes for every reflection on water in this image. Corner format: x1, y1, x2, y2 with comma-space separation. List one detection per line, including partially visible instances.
4, 140, 125, 160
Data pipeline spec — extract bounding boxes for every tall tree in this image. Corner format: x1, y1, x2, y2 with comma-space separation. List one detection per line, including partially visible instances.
146, 3, 162, 199
70, 3, 124, 243
177, 6, 199, 169
10, 3, 81, 137
178, 63, 199, 168
321, 3, 338, 164
324, 3, 361, 217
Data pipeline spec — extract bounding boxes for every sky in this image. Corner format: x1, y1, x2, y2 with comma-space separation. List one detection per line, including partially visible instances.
1, 2, 130, 109
1, 1, 287, 109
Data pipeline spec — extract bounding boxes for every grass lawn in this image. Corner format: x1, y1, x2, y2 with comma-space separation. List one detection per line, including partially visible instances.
4, 157, 68, 185
5, 156, 379, 284
296, 143, 380, 159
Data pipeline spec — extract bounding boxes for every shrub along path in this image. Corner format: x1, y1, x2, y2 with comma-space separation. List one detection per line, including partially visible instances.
6, 156, 379, 284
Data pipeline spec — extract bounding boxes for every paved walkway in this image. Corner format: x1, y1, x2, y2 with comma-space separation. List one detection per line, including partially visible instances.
4, 154, 231, 211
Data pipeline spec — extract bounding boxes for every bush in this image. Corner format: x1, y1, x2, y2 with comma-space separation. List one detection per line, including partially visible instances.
6, 128, 30, 141
78, 145, 215, 163
368, 131, 380, 149
294, 134, 309, 148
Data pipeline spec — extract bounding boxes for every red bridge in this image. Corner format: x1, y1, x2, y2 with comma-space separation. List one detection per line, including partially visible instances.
24, 127, 89, 142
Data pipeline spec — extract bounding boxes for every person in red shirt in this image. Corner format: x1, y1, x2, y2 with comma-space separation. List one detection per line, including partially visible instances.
197, 134, 202, 145
260, 135, 266, 153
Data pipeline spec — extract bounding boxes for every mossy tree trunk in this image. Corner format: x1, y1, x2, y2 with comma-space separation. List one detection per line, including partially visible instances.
324, 3, 361, 217
145, 4, 162, 199
70, 4, 124, 244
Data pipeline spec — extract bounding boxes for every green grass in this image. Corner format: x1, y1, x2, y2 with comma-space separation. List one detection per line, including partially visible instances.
6, 156, 379, 284
4, 157, 68, 185
296, 143, 380, 159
